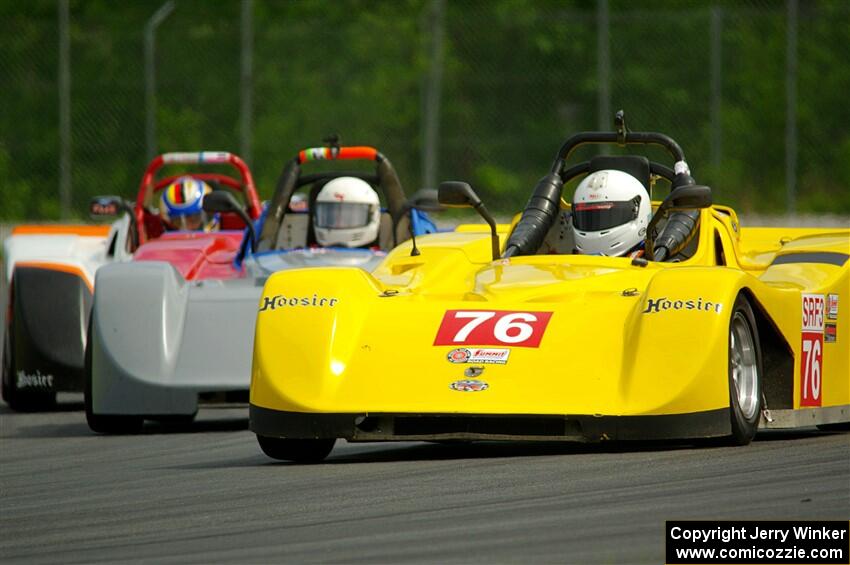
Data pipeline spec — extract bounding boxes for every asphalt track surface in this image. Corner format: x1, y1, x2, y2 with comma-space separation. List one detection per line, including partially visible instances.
1, 399, 848, 564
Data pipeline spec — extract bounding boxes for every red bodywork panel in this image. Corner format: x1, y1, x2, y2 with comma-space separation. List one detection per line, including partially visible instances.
132, 231, 245, 281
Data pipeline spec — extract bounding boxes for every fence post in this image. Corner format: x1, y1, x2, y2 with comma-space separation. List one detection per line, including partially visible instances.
785, 0, 798, 215
422, 0, 445, 190
58, 0, 71, 219
144, 1, 175, 163
240, 0, 253, 166
597, 0, 610, 137
710, 5, 722, 185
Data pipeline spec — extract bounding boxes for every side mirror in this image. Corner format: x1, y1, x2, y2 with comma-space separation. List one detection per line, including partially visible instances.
90, 195, 138, 251
90, 195, 132, 217
668, 184, 712, 210
438, 181, 482, 208
202, 191, 257, 254
438, 181, 500, 261
202, 190, 243, 214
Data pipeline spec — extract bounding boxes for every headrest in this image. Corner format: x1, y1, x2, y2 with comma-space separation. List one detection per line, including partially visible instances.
589, 156, 651, 190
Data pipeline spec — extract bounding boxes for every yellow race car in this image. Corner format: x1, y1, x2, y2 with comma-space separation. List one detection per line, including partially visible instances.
249, 119, 849, 462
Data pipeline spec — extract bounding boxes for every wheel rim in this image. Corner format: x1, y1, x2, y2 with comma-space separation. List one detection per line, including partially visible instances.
730, 312, 759, 420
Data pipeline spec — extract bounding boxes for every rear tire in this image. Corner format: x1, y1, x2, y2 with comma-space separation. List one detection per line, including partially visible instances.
257, 435, 335, 463
2, 329, 13, 404
2, 317, 56, 411
84, 318, 143, 434
726, 294, 763, 445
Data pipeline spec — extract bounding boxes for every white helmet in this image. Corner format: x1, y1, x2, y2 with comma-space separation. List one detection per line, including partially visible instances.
572, 169, 651, 256
313, 177, 381, 248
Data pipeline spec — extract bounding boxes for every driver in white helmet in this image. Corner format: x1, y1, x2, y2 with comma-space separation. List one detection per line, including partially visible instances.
313, 177, 381, 248
571, 169, 651, 258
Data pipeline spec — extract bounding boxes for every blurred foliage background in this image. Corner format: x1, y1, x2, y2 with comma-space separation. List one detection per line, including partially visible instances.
0, 0, 848, 220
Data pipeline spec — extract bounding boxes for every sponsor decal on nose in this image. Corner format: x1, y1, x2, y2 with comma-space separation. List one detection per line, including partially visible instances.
449, 379, 489, 392
447, 348, 471, 363
446, 347, 510, 364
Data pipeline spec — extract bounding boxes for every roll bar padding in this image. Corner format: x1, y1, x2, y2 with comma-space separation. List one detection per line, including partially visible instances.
503, 173, 563, 258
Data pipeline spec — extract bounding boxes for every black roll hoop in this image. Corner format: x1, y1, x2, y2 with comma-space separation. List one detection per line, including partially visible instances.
503, 111, 699, 259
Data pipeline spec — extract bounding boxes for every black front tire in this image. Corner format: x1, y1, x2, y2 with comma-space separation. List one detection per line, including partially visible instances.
84, 318, 143, 434
726, 294, 763, 446
816, 422, 850, 432
257, 435, 335, 463
151, 413, 197, 426
86, 410, 144, 435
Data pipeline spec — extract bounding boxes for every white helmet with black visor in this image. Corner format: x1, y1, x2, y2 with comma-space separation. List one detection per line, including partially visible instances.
313, 176, 381, 248
571, 169, 651, 257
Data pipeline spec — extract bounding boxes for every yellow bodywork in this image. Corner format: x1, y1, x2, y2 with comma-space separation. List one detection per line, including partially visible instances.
250, 206, 849, 440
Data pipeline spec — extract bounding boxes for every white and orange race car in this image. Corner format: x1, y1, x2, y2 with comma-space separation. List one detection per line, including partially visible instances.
2, 151, 261, 410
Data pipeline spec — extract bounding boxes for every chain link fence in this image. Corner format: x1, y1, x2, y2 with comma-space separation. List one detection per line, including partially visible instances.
1, 0, 848, 221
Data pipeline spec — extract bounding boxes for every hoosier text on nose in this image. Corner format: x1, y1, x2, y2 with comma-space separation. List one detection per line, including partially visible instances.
259, 294, 339, 312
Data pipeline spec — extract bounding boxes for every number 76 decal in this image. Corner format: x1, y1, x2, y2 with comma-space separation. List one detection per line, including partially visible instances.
434, 310, 553, 348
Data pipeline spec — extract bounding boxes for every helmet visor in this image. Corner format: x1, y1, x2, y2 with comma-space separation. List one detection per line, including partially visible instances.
314, 202, 372, 229
572, 198, 640, 232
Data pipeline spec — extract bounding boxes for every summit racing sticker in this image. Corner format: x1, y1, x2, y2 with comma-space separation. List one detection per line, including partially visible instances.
434, 310, 553, 348
800, 294, 825, 407
259, 294, 339, 312
446, 348, 510, 365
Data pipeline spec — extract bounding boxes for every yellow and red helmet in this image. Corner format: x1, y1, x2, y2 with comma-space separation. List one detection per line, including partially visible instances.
161, 176, 213, 230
